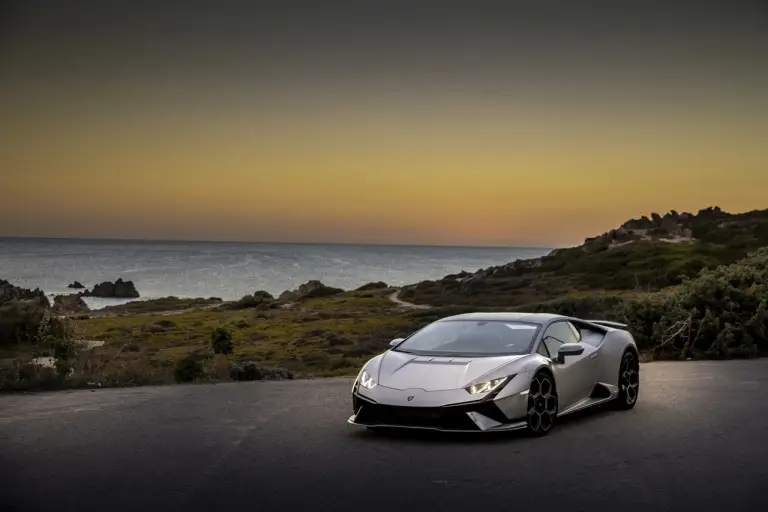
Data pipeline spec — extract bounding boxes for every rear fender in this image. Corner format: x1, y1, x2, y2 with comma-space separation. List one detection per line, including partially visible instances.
597, 330, 636, 386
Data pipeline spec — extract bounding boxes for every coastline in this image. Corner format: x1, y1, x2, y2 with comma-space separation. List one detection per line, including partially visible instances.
1, 237, 552, 304
2, 206, 768, 391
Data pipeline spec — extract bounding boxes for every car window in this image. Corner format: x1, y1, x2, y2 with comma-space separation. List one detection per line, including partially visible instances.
392, 320, 541, 357
542, 321, 579, 357
536, 340, 551, 358
566, 321, 581, 341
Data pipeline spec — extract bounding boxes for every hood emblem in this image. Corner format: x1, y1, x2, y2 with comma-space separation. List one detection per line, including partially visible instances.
407, 396, 414, 401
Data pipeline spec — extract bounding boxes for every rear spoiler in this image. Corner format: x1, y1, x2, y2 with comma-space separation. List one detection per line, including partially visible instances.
586, 320, 628, 329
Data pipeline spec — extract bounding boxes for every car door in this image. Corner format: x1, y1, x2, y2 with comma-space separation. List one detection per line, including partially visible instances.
540, 321, 598, 410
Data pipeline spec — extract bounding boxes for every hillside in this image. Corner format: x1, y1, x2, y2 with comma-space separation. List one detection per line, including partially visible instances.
399, 207, 768, 307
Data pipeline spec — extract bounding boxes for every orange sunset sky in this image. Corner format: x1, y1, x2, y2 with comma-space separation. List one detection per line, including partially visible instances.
1, 1, 767, 247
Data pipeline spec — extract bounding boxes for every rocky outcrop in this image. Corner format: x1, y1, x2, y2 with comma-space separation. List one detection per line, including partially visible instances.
444, 271, 472, 280
355, 281, 389, 291
80, 278, 139, 298
584, 210, 700, 248
228, 361, 295, 381
67, 281, 85, 289
621, 215, 655, 231
52, 294, 90, 315
0, 279, 49, 307
227, 291, 277, 310
278, 280, 343, 302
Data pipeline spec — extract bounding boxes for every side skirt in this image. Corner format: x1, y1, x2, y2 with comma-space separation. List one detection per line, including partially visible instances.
557, 382, 618, 417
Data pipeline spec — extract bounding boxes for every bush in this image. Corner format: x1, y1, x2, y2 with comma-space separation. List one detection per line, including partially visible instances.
0, 362, 63, 391
0, 299, 71, 347
52, 338, 76, 360
511, 248, 768, 360
211, 326, 234, 356
228, 361, 294, 381
227, 291, 275, 310
173, 355, 205, 383
622, 247, 768, 359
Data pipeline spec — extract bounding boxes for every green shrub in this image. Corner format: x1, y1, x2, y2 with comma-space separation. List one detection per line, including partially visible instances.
0, 299, 71, 347
173, 355, 205, 382
211, 326, 234, 356
513, 248, 768, 360
52, 338, 76, 360
618, 248, 767, 358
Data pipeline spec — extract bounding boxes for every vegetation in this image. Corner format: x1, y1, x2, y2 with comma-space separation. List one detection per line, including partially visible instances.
517, 247, 768, 360
173, 354, 205, 383
399, 207, 768, 307
1, 206, 767, 391
0, 289, 439, 390
210, 326, 234, 357
91, 296, 223, 316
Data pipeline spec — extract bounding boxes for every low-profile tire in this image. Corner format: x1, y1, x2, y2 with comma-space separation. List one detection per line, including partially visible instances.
614, 350, 639, 410
525, 371, 558, 437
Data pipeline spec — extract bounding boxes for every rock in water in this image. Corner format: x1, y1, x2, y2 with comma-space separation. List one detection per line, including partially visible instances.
52, 294, 90, 315
81, 278, 140, 298
67, 281, 85, 289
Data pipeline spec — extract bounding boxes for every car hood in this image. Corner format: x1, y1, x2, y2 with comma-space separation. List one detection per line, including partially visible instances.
375, 350, 525, 391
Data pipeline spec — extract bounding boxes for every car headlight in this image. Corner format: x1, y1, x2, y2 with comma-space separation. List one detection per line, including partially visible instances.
359, 370, 376, 390
464, 376, 510, 395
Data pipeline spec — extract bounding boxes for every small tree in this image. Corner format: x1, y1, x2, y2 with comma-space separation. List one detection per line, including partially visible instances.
211, 326, 234, 358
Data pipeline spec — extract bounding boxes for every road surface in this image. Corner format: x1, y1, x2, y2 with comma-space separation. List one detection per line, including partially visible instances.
1, 359, 767, 511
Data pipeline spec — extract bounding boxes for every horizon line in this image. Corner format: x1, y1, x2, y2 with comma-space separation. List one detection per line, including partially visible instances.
0, 235, 558, 251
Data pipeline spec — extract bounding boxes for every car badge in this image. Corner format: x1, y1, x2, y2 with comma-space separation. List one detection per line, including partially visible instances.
407, 396, 414, 401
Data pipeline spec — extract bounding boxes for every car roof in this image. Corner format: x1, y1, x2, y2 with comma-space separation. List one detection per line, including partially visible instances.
436, 312, 568, 325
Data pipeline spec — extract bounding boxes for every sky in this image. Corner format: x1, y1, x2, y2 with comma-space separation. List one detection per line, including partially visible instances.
1, 0, 767, 247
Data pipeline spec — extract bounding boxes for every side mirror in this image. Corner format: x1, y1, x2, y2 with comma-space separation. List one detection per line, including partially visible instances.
389, 338, 405, 347
556, 343, 584, 364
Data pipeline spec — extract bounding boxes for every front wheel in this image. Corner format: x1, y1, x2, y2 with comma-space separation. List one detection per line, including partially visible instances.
614, 350, 639, 410
526, 372, 558, 436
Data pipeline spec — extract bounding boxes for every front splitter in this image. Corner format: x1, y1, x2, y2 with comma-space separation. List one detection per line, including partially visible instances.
347, 415, 528, 433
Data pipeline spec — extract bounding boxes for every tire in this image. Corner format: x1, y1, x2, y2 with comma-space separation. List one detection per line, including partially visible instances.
614, 350, 639, 410
526, 371, 558, 437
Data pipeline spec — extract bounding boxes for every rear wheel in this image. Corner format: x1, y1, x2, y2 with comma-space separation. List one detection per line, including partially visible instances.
614, 350, 639, 409
526, 372, 558, 436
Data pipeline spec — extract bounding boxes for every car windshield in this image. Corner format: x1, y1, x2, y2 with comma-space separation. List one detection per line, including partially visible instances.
392, 320, 540, 357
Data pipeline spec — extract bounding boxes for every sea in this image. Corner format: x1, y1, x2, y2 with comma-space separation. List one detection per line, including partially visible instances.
0, 237, 552, 310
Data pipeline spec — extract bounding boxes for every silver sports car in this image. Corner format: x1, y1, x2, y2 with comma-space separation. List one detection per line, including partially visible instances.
348, 312, 639, 436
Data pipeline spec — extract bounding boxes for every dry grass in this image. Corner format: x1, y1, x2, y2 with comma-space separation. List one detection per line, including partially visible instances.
0, 289, 426, 390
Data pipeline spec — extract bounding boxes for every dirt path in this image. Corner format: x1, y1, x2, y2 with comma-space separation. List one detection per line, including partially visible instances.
388, 289, 432, 310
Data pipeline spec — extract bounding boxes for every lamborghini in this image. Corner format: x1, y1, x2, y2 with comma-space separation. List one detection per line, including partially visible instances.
348, 312, 639, 436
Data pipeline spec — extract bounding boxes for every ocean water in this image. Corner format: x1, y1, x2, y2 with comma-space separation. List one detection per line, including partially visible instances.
0, 238, 552, 309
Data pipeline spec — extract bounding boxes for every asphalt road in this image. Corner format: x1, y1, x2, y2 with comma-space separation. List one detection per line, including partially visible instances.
1, 359, 767, 512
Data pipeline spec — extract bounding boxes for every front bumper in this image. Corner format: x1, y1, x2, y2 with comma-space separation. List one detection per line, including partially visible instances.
349, 381, 529, 433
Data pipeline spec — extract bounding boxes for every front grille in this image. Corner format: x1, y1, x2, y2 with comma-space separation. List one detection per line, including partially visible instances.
353, 397, 510, 431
